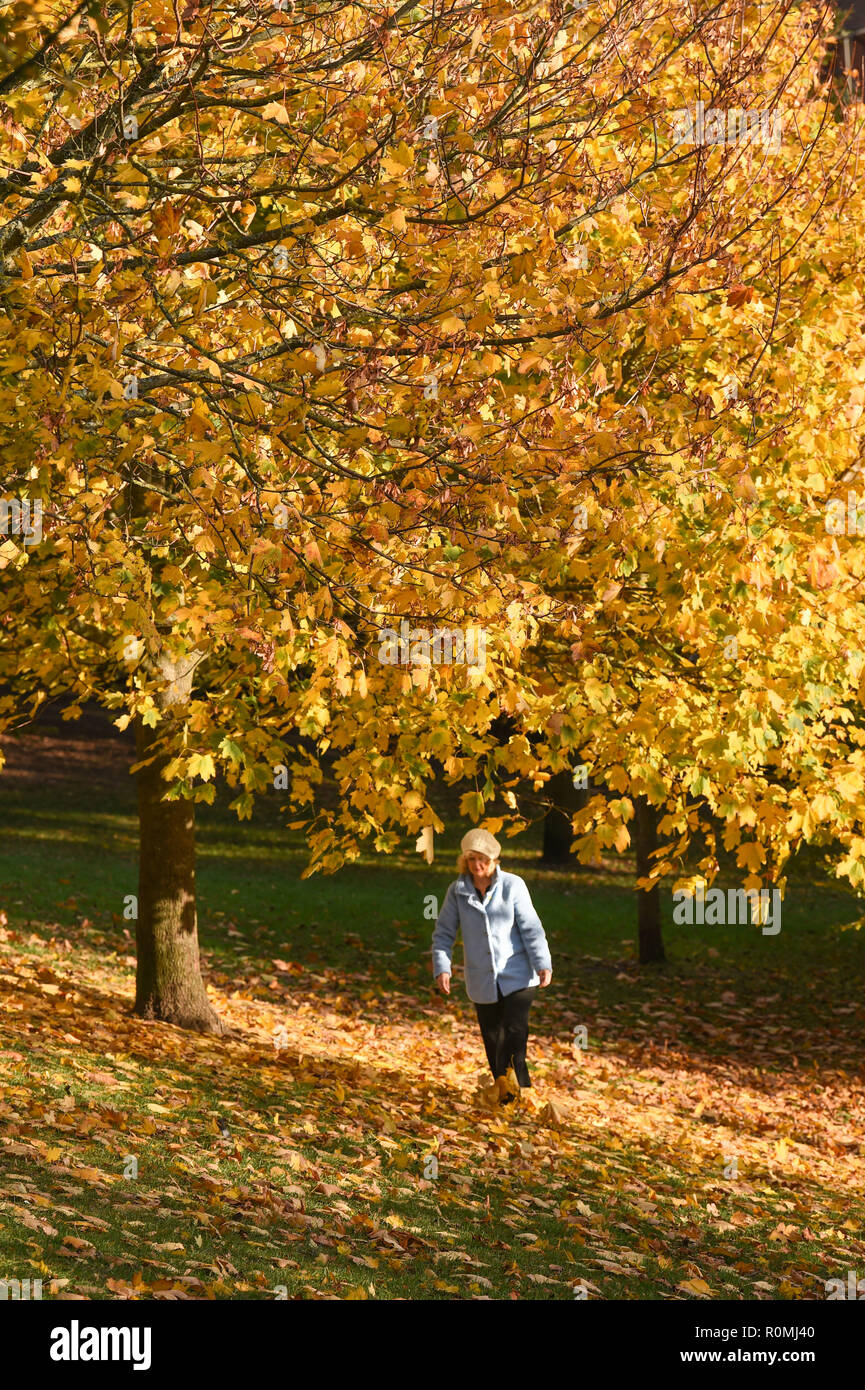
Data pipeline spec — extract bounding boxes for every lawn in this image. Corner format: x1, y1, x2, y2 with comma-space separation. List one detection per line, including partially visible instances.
1, 721, 864, 1300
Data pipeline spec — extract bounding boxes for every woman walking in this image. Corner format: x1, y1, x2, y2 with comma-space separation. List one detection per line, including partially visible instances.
431, 829, 553, 1104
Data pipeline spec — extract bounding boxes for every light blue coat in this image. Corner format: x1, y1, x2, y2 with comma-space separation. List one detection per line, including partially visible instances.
431, 869, 552, 1004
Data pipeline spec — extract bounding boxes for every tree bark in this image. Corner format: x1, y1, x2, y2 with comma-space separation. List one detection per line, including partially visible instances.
133, 652, 226, 1034
541, 767, 589, 864
634, 795, 666, 964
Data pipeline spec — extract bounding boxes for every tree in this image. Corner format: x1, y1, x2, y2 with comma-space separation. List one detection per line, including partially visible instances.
133, 645, 224, 1031
3, 0, 865, 1029
541, 766, 589, 865
495, 3, 865, 950
634, 795, 664, 965
5, 0, 684, 1024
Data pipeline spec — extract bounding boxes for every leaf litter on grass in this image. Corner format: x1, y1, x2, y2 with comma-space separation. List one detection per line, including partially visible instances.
0, 912, 864, 1301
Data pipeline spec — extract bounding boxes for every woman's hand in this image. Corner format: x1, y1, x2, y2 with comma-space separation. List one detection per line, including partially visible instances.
538, 969, 552, 987
436, 972, 451, 994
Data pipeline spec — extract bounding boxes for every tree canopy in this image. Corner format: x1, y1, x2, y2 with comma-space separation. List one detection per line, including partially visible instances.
1, 0, 865, 909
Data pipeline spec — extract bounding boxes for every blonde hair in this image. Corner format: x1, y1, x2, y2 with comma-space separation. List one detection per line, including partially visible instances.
458, 851, 501, 876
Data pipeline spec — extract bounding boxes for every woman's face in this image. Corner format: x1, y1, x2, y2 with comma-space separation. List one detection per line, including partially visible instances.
466, 852, 494, 878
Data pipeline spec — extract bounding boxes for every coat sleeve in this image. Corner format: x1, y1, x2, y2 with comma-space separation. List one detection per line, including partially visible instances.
431, 882, 459, 977
513, 878, 553, 972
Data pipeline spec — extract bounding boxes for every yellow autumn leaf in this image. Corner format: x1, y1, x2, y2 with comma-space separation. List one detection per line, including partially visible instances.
678, 1278, 713, 1297
613, 823, 630, 853
381, 142, 415, 177
735, 841, 765, 871
188, 753, 216, 781
260, 102, 291, 123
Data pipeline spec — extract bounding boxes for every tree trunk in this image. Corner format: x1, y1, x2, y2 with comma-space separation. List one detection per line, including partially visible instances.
541, 767, 589, 864
133, 653, 226, 1034
634, 795, 665, 964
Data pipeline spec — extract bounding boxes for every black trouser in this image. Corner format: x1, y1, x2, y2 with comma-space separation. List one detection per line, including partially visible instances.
474, 983, 538, 1088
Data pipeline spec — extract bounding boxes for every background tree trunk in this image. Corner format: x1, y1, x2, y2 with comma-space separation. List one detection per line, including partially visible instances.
634, 795, 666, 964
541, 766, 589, 863
133, 651, 225, 1033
